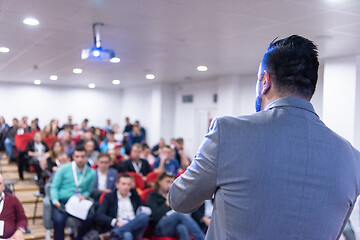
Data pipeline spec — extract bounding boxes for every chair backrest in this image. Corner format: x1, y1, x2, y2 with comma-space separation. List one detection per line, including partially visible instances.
146, 172, 159, 184
140, 187, 154, 204
15, 132, 34, 151
126, 172, 145, 190
43, 136, 58, 148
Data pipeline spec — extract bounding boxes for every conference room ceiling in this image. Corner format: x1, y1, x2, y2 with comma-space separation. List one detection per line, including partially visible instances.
0, 0, 360, 89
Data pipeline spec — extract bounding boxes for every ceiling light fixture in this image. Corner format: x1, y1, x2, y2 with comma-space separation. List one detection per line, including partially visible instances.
34, 80, 41, 85
0, 47, 10, 53
88, 83, 96, 89
197, 66, 208, 72
110, 57, 120, 63
73, 68, 83, 74
23, 18, 39, 26
146, 74, 155, 80
112, 79, 120, 85
50, 75, 58, 81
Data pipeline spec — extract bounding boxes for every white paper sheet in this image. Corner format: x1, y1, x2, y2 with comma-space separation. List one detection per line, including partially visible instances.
65, 196, 93, 220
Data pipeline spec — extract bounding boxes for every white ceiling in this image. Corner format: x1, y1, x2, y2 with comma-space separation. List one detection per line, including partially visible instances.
1, 0, 360, 89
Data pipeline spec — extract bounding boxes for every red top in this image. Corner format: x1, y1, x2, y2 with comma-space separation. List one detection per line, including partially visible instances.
0, 193, 28, 238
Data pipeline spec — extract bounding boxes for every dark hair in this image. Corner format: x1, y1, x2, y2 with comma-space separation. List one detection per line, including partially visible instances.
262, 35, 319, 98
155, 171, 176, 190
74, 145, 86, 152
116, 173, 132, 183
142, 143, 149, 150
97, 152, 110, 161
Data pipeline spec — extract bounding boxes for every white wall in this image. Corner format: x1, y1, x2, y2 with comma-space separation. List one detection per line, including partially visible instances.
0, 83, 123, 128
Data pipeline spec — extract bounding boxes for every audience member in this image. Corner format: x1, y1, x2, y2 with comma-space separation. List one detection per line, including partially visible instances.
50, 145, 96, 240
77, 129, 100, 151
50, 119, 60, 135
81, 118, 89, 131
96, 174, 150, 240
25, 131, 49, 181
4, 118, 18, 161
134, 121, 146, 140
20, 116, 31, 132
124, 143, 152, 179
94, 127, 105, 143
72, 123, 84, 137
141, 143, 156, 167
128, 125, 145, 147
174, 138, 190, 169
104, 119, 112, 132
0, 174, 28, 240
41, 140, 64, 173
91, 153, 117, 201
16, 119, 30, 135
41, 125, 55, 139
123, 117, 133, 134
146, 172, 204, 240
60, 130, 75, 156
84, 140, 100, 166
100, 130, 118, 152
112, 123, 123, 142
62, 115, 73, 130
192, 200, 213, 233
151, 138, 165, 158
108, 146, 125, 173
153, 145, 180, 175
30, 119, 40, 131
0, 116, 9, 152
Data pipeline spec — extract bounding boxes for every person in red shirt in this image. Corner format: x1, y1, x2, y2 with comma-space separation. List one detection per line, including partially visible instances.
0, 174, 28, 239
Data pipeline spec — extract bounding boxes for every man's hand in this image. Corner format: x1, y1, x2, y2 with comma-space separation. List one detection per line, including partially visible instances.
79, 195, 86, 201
53, 201, 61, 208
202, 216, 211, 227
116, 221, 126, 227
8, 229, 25, 240
104, 189, 112, 193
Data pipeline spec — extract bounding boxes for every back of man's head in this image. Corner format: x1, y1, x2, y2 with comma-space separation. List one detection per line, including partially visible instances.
262, 35, 319, 99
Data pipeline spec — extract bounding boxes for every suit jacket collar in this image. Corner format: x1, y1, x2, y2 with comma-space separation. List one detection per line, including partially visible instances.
265, 97, 318, 118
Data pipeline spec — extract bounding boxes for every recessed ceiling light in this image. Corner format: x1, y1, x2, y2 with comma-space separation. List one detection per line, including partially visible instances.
50, 75, 58, 81
0, 47, 10, 53
112, 79, 120, 85
146, 74, 155, 80
110, 57, 120, 63
34, 80, 41, 85
88, 83, 96, 89
197, 65, 208, 72
23, 18, 39, 26
73, 68, 83, 74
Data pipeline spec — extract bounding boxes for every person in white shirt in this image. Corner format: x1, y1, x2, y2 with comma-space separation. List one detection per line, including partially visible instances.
96, 174, 150, 240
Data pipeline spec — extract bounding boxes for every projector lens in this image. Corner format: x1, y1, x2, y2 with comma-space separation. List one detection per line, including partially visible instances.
93, 50, 100, 57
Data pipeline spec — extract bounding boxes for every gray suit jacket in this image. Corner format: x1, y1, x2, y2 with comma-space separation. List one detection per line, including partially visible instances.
169, 97, 360, 240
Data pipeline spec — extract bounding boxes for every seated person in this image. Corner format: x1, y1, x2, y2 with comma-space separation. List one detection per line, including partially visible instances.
41, 140, 64, 174
140, 143, 155, 167
108, 148, 125, 173
76, 129, 100, 151
127, 125, 145, 147
91, 153, 117, 201
192, 199, 213, 233
151, 138, 165, 158
50, 145, 96, 240
25, 131, 49, 181
96, 174, 150, 240
146, 172, 204, 240
100, 130, 118, 153
153, 145, 180, 175
47, 152, 70, 183
124, 143, 152, 180
84, 139, 99, 166
0, 174, 27, 240
60, 130, 75, 156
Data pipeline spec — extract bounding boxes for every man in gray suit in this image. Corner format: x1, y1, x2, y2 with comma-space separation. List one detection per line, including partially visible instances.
168, 35, 360, 240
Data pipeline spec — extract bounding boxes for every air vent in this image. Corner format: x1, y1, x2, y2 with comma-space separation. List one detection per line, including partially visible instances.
182, 94, 193, 103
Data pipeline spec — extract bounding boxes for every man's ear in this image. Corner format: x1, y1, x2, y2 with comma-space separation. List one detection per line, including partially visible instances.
261, 70, 271, 95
